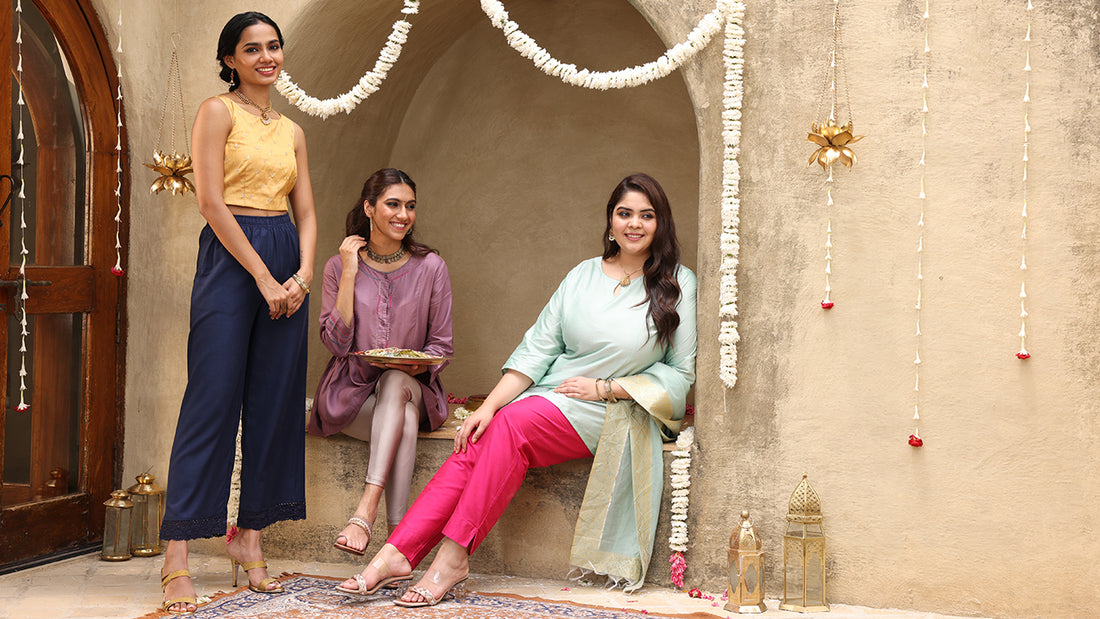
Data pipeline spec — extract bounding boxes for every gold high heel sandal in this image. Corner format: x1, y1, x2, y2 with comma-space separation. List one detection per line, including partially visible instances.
160, 569, 198, 615
231, 559, 286, 594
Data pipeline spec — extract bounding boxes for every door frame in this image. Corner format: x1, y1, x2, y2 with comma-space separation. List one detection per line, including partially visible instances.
0, 0, 127, 566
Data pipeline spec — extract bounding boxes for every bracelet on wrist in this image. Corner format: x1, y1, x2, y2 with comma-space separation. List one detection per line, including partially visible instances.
291, 273, 310, 294
603, 376, 618, 403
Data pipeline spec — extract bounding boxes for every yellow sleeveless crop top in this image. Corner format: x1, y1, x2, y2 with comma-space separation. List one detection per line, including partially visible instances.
218, 95, 297, 211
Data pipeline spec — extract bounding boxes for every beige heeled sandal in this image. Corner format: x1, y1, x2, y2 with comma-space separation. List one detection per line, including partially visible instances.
333, 515, 371, 556
393, 574, 468, 608
335, 556, 413, 596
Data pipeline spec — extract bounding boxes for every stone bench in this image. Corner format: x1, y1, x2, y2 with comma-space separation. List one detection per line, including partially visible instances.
196, 404, 688, 587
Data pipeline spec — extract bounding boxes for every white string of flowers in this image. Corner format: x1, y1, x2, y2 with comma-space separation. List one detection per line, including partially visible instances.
667, 426, 694, 587
13, 0, 29, 412
718, 2, 746, 390
112, 2, 124, 276
275, 0, 418, 119
1016, 0, 1033, 361
910, 0, 931, 448
479, 0, 727, 90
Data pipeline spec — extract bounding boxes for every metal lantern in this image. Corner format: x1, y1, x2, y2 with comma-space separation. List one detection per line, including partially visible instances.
725, 510, 766, 614
127, 472, 166, 556
101, 489, 134, 561
781, 474, 828, 612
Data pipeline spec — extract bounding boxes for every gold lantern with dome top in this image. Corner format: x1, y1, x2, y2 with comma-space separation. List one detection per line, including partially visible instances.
781, 474, 828, 612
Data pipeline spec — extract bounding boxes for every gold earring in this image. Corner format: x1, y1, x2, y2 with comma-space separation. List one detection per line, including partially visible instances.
608, 233, 615, 242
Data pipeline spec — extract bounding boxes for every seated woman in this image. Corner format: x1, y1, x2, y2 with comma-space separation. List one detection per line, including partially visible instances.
336, 172, 696, 605
307, 168, 453, 557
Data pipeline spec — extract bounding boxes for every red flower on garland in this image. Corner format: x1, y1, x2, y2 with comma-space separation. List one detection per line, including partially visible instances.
1016, 352, 1030, 359
908, 434, 923, 447
226, 525, 239, 544
111, 266, 125, 276
669, 551, 686, 588
821, 300, 834, 309
13, 403, 29, 412
688, 588, 703, 598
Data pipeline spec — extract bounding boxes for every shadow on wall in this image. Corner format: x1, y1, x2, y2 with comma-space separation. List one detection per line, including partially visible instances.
286, 0, 699, 396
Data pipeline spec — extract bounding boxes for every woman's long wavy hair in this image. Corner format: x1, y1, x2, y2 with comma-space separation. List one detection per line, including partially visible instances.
602, 173, 683, 349
346, 168, 436, 257
217, 12, 284, 92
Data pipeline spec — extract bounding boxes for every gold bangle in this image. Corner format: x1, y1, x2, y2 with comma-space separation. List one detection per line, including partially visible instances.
291, 273, 310, 294
604, 376, 618, 403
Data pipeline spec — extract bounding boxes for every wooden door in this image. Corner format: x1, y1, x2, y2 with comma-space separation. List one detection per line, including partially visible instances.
0, 0, 126, 567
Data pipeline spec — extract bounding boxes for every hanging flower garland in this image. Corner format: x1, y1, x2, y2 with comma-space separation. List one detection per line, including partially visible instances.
112, 2, 125, 276
667, 426, 694, 587
13, 0, 29, 412
718, 2, 746, 390
1016, 0, 1033, 360
910, 0, 931, 448
275, 0, 419, 119
479, 0, 727, 90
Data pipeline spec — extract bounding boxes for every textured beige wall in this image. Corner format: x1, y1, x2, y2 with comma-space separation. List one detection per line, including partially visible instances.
94, 0, 1100, 617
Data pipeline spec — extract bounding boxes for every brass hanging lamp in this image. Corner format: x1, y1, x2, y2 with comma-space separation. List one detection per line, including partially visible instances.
144, 35, 194, 195
807, 0, 863, 171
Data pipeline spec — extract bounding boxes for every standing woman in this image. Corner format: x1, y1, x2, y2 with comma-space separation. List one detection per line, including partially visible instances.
338, 173, 696, 604
158, 12, 316, 615
308, 168, 453, 559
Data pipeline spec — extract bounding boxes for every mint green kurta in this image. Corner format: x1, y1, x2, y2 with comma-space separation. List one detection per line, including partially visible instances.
504, 257, 697, 452
503, 257, 697, 590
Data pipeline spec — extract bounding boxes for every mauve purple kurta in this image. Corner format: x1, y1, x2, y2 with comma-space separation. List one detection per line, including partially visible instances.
307, 251, 453, 436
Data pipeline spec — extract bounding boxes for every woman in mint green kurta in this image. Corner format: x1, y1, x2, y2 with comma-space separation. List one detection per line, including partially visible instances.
344, 174, 696, 606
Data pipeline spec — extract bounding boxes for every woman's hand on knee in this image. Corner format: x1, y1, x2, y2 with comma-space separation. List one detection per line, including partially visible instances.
454, 407, 494, 454
554, 376, 601, 401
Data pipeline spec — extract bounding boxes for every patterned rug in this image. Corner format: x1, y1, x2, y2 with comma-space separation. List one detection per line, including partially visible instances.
139, 574, 711, 619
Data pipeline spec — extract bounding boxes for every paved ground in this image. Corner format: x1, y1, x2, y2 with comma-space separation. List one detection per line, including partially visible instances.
0, 551, 985, 619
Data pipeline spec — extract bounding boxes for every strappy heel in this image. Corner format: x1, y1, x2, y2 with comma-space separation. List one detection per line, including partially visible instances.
160, 569, 198, 615
334, 556, 413, 596
393, 575, 468, 607
231, 559, 285, 594
333, 515, 372, 556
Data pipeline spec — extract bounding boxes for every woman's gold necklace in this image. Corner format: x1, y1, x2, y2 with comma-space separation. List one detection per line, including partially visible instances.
618, 264, 643, 288
234, 89, 273, 125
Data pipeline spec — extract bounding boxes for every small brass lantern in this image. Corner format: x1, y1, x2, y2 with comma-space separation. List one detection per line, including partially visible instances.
127, 472, 166, 556
101, 489, 134, 561
781, 474, 828, 612
725, 510, 766, 614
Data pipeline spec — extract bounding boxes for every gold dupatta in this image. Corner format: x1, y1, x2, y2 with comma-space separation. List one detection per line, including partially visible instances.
569, 374, 682, 591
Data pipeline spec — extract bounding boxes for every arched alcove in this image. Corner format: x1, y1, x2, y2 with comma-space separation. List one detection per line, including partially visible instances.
287, 0, 699, 393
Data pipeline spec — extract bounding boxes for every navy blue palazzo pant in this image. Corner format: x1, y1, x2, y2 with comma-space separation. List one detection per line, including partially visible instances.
161, 214, 308, 540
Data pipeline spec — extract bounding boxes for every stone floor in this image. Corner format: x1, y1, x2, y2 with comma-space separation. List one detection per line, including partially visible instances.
0, 551, 984, 619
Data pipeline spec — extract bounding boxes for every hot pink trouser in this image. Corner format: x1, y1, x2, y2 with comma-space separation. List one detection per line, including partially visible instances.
387, 395, 592, 567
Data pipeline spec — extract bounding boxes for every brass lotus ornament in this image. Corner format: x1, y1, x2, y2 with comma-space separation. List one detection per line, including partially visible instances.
144, 150, 195, 195
807, 120, 864, 171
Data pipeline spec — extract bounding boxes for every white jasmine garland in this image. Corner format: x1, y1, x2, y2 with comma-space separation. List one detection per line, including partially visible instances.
480, 0, 726, 90
276, 0, 419, 118
719, 1, 746, 390
668, 427, 694, 553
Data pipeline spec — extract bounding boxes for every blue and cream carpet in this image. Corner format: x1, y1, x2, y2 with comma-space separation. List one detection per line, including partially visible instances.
140, 574, 713, 618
